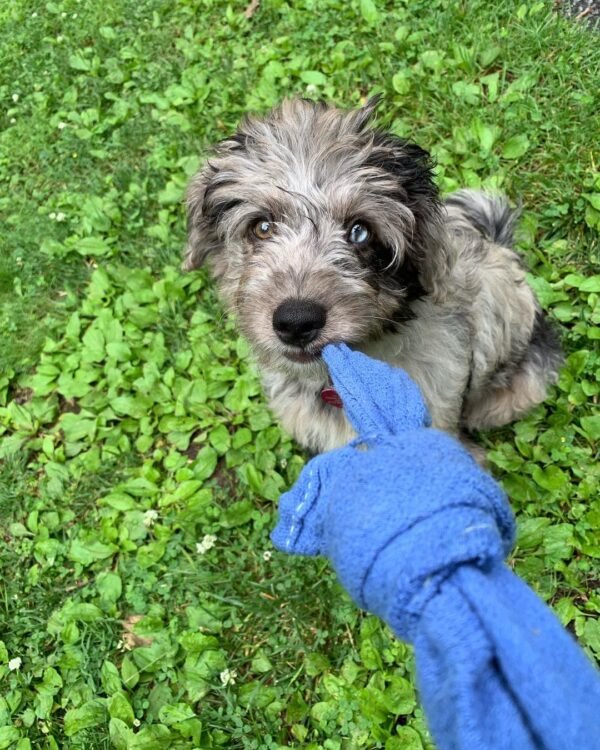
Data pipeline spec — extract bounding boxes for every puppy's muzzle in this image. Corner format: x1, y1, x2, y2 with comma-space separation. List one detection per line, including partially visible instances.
272, 299, 327, 347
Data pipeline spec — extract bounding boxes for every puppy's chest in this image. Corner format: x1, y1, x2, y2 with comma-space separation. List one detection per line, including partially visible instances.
262, 369, 354, 452
262, 369, 334, 416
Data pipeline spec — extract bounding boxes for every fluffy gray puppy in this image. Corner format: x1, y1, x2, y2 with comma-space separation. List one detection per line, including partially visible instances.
183, 98, 562, 452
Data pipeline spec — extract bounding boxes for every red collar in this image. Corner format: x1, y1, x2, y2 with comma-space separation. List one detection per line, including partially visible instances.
320, 386, 343, 408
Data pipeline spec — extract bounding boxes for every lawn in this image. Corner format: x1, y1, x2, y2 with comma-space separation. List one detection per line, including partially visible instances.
0, 0, 599, 747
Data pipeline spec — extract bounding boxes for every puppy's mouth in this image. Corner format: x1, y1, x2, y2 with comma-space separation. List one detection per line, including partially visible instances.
283, 349, 322, 364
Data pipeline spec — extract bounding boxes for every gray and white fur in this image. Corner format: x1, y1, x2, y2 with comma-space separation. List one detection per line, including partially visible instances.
183, 98, 562, 453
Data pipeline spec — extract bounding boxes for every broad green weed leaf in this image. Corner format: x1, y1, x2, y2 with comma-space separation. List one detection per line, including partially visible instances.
64, 699, 107, 736
121, 655, 139, 689
583, 619, 600, 656
392, 72, 411, 96
232, 427, 252, 448
209, 424, 231, 454
239, 463, 263, 494
542, 524, 575, 563
238, 681, 278, 709
69, 538, 118, 566
192, 446, 218, 480
360, 0, 379, 24
359, 685, 390, 724
127, 724, 172, 749
109, 718, 132, 750
108, 692, 135, 725
305, 652, 331, 676
100, 492, 137, 511
158, 703, 196, 725
137, 541, 166, 568
579, 276, 600, 293
531, 464, 568, 491
554, 598, 581, 627
387, 727, 424, 750
179, 632, 220, 654
112, 395, 153, 419
68, 53, 91, 71
164, 480, 204, 505
583, 194, 600, 211
300, 70, 328, 87
181, 649, 226, 702
251, 652, 273, 673
517, 518, 551, 550
101, 661, 122, 695
525, 275, 568, 307
0, 728, 21, 749
106, 342, 132, 360
76, 237, 113, 257
502, 135, 530, 160
221, 499, 253, 528
97, 571, 123, 605
580, 415, 600, 440
452, 81, 480, 104
384, 675, 416, 715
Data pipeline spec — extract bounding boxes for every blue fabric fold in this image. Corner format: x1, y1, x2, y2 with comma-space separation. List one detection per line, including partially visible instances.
271, 343, 600, 750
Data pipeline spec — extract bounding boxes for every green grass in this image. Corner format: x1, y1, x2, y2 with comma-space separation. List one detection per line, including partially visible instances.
1, 0, 599, 747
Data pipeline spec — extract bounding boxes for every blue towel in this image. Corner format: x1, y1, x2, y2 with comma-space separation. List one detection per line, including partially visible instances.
271, 343, 600, 750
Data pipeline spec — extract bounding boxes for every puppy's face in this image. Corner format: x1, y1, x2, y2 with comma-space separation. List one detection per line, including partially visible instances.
184, 99, 447, 376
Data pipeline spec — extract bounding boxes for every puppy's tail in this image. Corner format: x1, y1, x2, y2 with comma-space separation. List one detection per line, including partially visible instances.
444, 189, 520, 247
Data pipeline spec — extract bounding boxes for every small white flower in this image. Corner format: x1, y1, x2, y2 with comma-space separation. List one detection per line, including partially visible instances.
133, 718, 141, 727
55, 211, 66, 222
58, 121, 67, 130
143, 509, 159, 527
220, 668, 237, 686
61, 11, 67, 17
263, 550, 272, 562
9, 117, 16, 125
49, 212, 56, 220
12, 93, 19, 103
72, 13, 78, 18
196, 534, 217, 555
56, 35, 63, 42
32, 11, 38, 17
8, 657, 22, 671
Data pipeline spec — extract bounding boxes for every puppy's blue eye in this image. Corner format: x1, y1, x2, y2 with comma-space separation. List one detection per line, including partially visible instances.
348, 222, 370, 246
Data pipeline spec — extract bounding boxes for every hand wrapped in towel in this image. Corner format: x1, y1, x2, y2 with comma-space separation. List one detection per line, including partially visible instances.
271, 344, 600, 750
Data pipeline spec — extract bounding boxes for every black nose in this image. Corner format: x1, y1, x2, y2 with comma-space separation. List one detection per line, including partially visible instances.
272, 299, 327, 346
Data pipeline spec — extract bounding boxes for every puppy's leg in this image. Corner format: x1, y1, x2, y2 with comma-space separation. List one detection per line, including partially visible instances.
462, 310, 562, 431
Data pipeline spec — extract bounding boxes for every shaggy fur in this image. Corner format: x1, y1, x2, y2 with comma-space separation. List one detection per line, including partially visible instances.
183, 98, 562, 453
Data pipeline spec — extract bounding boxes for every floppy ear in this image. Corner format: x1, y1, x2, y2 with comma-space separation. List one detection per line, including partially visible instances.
367, 132, 452, 298
182, 166, 221, 271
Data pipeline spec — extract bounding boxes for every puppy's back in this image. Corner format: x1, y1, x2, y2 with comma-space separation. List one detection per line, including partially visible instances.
443, 189, 563, 429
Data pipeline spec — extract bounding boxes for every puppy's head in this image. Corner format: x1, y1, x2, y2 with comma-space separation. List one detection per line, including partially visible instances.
184, 98, 450, 374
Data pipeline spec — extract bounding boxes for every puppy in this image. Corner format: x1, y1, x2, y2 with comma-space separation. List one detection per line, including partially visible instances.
183, 98, 562, 453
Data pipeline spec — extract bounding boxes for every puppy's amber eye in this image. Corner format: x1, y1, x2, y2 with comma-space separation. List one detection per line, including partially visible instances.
348, 222, 370, 246
252, 219, 274, 240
